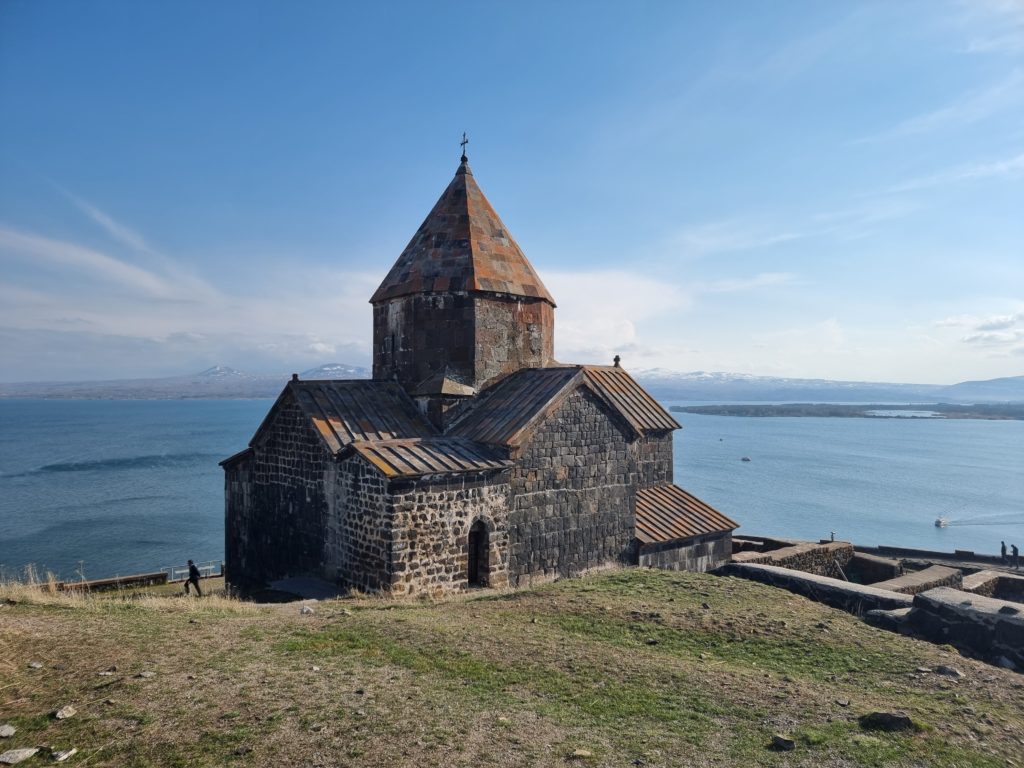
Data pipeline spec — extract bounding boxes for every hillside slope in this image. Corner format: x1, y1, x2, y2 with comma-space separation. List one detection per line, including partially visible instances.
1, 570, 1021, 767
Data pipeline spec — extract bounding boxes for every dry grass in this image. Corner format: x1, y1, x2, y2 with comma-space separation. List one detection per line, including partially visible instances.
1, 569, 1022, 767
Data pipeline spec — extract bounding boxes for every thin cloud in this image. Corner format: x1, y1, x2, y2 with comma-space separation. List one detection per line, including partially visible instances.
54, 187, 157, 256
886, 151, 1024, 193
699, 272, 798, 293
959, 0, 1024, 54
0, 226, 183, 298
855, 69, 1024, 144
674, 220, 808, 256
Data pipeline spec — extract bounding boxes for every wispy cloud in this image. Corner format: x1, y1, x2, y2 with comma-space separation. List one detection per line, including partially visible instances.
698, 272, 798, 293
0, 226, 188, 298
673, 220, 808, 256
959, 0, 1024, 54
886, 151, 1024, 192
54, 187, 157, 256
855, 69, 1024, 144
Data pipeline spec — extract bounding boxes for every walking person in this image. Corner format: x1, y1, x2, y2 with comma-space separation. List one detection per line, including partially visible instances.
184, 559, 203, 596
1001, 541, 1008, 566
1013, 544, 1020, 571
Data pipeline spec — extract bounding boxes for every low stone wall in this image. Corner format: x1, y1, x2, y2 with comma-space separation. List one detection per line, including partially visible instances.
731, 541, 854, 579
962, 570, 1024, 603
855, 544, 1004, 568
870, 565, 963, 595
720, 562, 914, 613
848, 552, 902, 583
905, 587, 1024, 670
639, 532, 731, 572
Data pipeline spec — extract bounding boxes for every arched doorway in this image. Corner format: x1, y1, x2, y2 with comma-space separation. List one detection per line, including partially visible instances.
467, 519, 489, 587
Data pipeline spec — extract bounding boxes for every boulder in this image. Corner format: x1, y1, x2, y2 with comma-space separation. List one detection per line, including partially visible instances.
859, 711, 921, 732
0, 748, 39, 765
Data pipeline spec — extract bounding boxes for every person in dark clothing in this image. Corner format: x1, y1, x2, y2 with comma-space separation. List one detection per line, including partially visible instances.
1013, 544, 1020, 570
1002, 541, 1008, 565
184, 559, 203, 596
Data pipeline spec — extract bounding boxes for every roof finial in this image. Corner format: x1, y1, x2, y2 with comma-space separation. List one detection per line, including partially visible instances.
613, 355, 621, 368
460, 131, 469, 163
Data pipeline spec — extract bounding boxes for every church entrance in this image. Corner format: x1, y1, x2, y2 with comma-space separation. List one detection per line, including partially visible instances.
467, 520, 489, 587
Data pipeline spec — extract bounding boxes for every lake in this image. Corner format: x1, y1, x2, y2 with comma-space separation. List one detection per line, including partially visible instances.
1, 398, 1021, 580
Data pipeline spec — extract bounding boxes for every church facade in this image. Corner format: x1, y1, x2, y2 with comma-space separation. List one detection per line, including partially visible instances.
222, 152, 737, 596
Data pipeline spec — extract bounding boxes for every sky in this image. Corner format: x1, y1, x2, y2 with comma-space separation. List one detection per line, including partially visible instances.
0, 1, 1022, 385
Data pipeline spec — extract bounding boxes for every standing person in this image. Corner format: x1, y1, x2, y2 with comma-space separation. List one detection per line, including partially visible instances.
1001, 541, 1008, 565
184, 559, 203, 596
1013, 544, 1020, 571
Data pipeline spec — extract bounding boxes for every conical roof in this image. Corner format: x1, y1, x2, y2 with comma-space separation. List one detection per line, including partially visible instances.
370, 159, 555, 306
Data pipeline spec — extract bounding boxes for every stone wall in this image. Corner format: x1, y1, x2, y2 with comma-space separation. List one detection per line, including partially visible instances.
388, 474, 510, 596
325, 456, 390, 593
472, 295, 553, 391
870, 565, 963, 595
962, 571, 1024, 603
225, 393, 329, 589
905, 587, 1024, 670
848, 552, 902, 584
509, 388, 637, 584
372, 293, 476, 392
721, 562, 915, 613
639, 532, 731, 572
732, 541, 854, 579
372, 293, 553, 394
633, 432, 673, 488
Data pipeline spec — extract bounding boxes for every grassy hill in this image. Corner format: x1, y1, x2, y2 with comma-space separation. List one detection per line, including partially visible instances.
2, 569, 1022, 767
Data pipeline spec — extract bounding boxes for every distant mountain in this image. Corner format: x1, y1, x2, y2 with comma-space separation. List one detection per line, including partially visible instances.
1, 364, 1020, 402
300, 363, 371, 379
631, 369, 1024, 403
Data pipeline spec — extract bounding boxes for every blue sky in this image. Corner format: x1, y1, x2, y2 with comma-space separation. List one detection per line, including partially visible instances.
1, 1, 1021, 384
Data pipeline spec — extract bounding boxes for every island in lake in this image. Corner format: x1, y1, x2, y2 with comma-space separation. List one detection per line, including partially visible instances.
669, 403, 1024, 420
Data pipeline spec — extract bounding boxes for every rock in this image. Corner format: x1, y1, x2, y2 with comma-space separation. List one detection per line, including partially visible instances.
701, 603, 711, 610
916, 667, 932, 673
569, 748, 593, 759
0, 748, 39, 765
997, 604, 1019, 615
0, 726, 14, 739
771, 734, 795, 751
300, 605, 314, 615
311, 666, 321, 672
54, 705, 76, 720
234, 746, 252, 756
103, 699, 116, 706
97, 671, 115, 676
27, 662, 42, 669
995, 656, 1018, 671
52, 748, 77, 762
935, 665, 964, 678
836, 699, 850, 707
136, 671, 155, 679
645, 638, 659, 646
859, 711, 920, 732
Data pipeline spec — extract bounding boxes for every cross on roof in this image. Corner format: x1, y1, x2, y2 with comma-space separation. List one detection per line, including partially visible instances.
460, 132, 469, 162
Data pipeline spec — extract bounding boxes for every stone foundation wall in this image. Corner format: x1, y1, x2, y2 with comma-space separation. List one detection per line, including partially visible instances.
962, 571, 1024, 603
849, 552, 902, 583
509, 388, 637, 584
906, 587, 1024, 670
225, 393, 329, 589
639, 533, 731, 572
388, 474, 510, 596
871, 565, 963, 595
732, 541, 854, 578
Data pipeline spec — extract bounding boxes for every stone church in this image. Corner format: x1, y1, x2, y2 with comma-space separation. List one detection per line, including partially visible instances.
222, 150, 738, 596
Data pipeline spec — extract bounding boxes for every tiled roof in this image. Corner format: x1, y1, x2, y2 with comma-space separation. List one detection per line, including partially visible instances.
634, 484, 738, 545
582, 367, 681, 432
277, 380, 437, 454
370, 159, 555, 306
449, 365, 678, 446
448, 366, 581, 445
351, 437, 512, 479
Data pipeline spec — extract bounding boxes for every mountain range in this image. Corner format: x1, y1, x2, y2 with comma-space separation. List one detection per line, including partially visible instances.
0, 364, 1021, 403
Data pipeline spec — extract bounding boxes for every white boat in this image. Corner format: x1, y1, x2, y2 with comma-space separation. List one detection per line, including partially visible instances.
935, 517, 949, 528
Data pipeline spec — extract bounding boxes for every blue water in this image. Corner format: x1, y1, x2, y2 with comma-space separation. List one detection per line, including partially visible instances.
0, 399, 1021, 579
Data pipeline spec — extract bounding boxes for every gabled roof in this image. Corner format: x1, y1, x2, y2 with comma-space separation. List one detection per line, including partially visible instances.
370, 159, 555, 306
448, 365, 679, 447
351, 437, 512, 479
251, 379, 436, 455
635, 484, 739, 545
